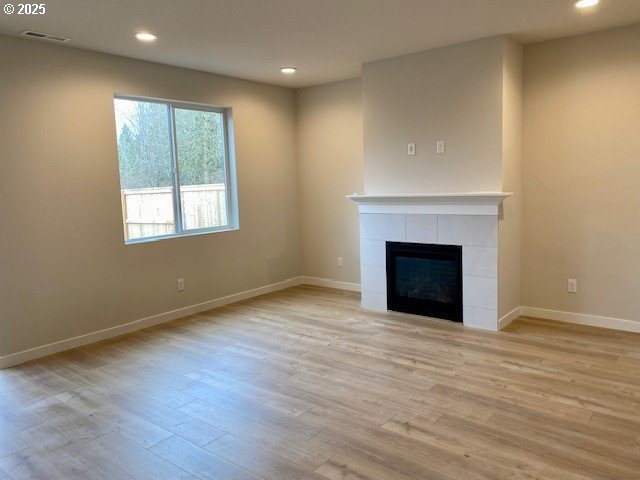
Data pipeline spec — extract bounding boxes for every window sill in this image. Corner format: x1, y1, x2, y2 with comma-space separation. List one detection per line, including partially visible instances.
124, 226, 238, 245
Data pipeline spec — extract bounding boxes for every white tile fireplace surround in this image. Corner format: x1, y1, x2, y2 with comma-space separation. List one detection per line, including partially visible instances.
347, 193, 512, 331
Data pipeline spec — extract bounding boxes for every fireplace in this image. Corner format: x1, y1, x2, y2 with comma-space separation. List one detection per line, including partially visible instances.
349, 193, 508, 329
386, 242, 463, 322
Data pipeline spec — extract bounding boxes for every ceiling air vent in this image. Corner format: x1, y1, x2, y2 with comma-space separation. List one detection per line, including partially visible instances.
20, 30, 70, 44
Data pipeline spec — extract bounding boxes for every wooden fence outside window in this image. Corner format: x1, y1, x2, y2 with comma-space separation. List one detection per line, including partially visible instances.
121, 183, 227, 240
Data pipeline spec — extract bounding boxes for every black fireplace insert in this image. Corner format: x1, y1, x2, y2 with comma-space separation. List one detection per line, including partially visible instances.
386, 242, 462, 322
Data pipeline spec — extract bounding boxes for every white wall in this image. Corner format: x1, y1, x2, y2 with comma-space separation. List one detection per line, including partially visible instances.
522, 24, 640, 323
0, 35, 300, 358
296, 79, 364, 284
362, 36, 505, 194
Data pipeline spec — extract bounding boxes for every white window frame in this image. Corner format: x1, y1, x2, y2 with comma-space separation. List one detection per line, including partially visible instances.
114, 94, 239, 245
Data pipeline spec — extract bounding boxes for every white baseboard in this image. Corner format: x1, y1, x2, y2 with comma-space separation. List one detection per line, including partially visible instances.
520, 306, 640, 334
499, 306, 521, 330
0, 277, 303, 369
6, 277, 636, 369
301, 276, 361, 292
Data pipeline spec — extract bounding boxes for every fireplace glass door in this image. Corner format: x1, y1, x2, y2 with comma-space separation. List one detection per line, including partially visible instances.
386, 242, 462, 322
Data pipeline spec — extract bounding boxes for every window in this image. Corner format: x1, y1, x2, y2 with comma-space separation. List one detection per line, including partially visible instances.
113, 95, 237, 243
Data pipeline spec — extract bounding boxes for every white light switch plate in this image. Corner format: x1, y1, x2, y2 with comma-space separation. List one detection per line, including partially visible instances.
408, 143, 416, 156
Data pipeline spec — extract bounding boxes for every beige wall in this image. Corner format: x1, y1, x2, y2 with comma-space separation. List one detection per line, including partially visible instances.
0, 35, 300, 357
498, 38, 523, 318
296, 79, 364, 284
3, 22, 638, 359
362, 36, 504, 194
522, 24, 640, 322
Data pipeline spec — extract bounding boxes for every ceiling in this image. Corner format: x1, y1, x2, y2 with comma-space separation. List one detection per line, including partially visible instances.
1, 0, 639, 88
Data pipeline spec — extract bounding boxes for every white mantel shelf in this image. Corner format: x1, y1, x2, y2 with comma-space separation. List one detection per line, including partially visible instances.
346, 192, 512, 204
347, 192, 513, 215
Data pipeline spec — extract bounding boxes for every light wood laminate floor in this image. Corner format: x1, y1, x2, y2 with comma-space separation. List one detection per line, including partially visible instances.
1, 286, 639, 479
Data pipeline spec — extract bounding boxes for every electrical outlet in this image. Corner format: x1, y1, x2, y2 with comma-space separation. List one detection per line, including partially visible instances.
436, 140, 445, 154
407, 143, 416, 156
567, 279, 577, 294
337, 257, 344, 268
177, 278, 185, 292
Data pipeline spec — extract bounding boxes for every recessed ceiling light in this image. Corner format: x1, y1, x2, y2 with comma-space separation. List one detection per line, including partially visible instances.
575, 0, 599, 8
134, 32, 157, 42
280, 67, 297, 74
